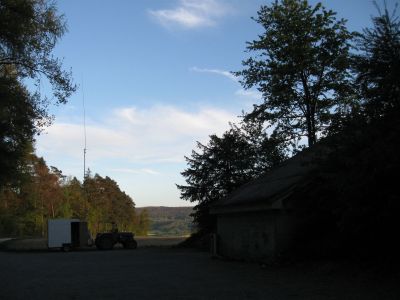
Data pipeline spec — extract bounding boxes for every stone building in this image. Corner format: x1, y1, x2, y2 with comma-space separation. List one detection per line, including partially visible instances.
210, 148, 320, 261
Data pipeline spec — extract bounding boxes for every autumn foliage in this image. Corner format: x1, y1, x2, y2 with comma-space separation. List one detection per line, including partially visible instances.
0, 151, 149, 237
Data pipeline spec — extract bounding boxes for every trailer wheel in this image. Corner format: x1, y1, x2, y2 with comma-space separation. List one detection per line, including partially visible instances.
123, 240, 137, 249
62, 244, 71, 252
96, 236, 114, 250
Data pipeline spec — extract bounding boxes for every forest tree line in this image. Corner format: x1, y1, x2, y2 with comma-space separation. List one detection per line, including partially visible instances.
0, 146, 150, 236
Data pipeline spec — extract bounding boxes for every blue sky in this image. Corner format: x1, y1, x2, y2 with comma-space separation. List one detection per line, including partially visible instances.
35, 0, 394, 207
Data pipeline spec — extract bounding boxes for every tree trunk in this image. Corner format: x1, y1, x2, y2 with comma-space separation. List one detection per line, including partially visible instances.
302, 73, 316, 147
51, 201, 55, 218
307, 131, 316, 147
305, 106, 316, 147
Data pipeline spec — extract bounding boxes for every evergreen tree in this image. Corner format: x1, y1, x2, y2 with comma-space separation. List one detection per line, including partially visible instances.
353, 2, 400, 119
178, 125, 285, 233
293, 4, 400, 258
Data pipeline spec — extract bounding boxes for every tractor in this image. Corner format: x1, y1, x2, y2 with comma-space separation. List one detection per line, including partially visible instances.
94, 223, 137, 250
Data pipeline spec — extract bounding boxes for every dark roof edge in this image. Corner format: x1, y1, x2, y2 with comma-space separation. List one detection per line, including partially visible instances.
210, 187, 296, 215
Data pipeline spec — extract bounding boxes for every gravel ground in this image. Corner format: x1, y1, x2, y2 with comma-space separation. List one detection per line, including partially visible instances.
0, 247, 399, 300
0, 236, 186, 251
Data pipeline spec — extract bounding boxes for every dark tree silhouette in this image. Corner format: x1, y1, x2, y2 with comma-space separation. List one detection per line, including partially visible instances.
0, 0, 76, 188
293, 4, 400, 258
178, 125, 285, 233
235, 0, 354, 148
0, 75, 38, 186
0, 0, 76, 104
353, 2, 400, 119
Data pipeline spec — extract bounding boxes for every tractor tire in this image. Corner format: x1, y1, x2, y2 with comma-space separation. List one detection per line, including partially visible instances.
123, 239, 137, 249
96, 236, 114, 250
62, 244, 71, 252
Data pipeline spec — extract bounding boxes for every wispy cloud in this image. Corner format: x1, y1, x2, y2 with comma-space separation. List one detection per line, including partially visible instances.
235, 88, 262, 100
190, 66, 237, 82
110, 168, 160, 175
36, 104, 236, 164
36, 105, 237, 207
149, 0, 232, 29
190, 67, 262, 104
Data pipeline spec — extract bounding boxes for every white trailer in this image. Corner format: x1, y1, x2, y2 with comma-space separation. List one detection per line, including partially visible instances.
47, 219, 92, 251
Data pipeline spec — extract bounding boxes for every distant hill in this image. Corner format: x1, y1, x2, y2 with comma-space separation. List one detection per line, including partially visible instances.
136, 206, 194, 236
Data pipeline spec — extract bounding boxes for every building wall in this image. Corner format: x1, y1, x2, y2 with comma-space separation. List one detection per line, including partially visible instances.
216, 210, 296, 261
274, 212, 299, 254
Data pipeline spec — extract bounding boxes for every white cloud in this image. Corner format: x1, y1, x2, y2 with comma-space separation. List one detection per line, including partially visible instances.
189, 67, 262, 106
36, 104, 236, 164
110, 168, 160, 175
190, 66, 237, 82
36, 104, 236, 207
149, 0, 232, 29
235, 88, 262, 100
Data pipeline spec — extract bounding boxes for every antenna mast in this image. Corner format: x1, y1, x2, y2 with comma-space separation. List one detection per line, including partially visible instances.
82, 78, 87, 181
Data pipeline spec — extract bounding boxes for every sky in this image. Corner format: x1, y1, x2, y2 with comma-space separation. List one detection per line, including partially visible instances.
35, 0, 395, 207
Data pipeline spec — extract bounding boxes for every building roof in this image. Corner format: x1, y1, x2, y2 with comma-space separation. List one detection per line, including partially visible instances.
210, 146, 325, 214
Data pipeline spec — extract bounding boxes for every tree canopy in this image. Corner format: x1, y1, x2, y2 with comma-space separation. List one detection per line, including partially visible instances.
0, 74, 38, 186
0, 151, 149, 237
0, 0, 75, 104
177, 124, 285, 233
0, 0, 76, 188
353, 2, 400, 119
234, 0, 354, 147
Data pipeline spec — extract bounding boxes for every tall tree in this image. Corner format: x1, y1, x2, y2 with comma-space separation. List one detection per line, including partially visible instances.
0, 74, 38, 186
0, 151, 65, 236
234, 0, 353, 147
30, 156, 64, 235
0, 0, 76, 188
62, 177, 87, 219
353, 2, 400, 119
178, 125, 285, 233
84, 174, 138, 235
0, 0, 75, 104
